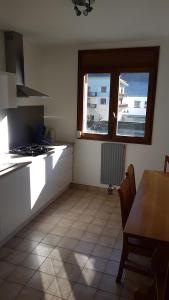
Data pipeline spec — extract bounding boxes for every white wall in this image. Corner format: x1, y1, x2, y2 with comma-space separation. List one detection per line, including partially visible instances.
41, 46, 77, 142
1, 30, 169, 187
40, 40, 169, 187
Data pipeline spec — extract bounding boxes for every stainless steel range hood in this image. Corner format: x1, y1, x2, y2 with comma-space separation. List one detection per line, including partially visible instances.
4, 31, 48, 98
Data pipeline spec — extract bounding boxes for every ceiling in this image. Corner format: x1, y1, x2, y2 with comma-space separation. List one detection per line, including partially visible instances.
0, 0, 169, 45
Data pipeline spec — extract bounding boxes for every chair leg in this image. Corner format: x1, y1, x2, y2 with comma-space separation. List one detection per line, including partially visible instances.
134, 282, 157, 300
116, 235, 128, 283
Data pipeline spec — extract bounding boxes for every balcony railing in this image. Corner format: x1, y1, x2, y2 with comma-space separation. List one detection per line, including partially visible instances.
88, 92, 97, 97
87, 103, 97, 108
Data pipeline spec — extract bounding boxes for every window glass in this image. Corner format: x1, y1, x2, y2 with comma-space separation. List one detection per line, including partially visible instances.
83, 73, 111, 134
101, 86, 107, 93
116, 73, 149, 137
100, 98, 106, 105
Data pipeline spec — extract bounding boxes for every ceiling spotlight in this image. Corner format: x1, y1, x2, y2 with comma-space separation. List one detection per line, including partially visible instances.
72, 0, 95, 16
74, 5, 81, 16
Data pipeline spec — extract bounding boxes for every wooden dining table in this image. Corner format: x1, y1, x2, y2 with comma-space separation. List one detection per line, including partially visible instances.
124, 170, 169, 300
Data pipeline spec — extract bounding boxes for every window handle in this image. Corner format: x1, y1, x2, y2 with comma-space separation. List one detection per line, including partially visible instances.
113, 112, 117, 119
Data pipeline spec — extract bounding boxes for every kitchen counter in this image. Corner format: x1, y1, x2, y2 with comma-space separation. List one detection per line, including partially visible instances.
0, 143, 73, 246
0, 143, 72, 177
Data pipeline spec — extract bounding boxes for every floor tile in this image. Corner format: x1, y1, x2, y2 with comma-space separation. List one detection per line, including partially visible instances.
110, 249, 122, 262
66, 252, 89, 268
41, 293, 62, 300
21, 253, 46, 270
6, 250, 28, 265
105, 260, 119, 276
97, 235, 116, 247
0, 261, 16, 279
15, 286, 43, 300
78, 268, 102, 288
71, 221, 88, 230
85, 256, 107, 272
30, 222, 54, 234
78, 214, 94, 224
47, 277, 73, 299
27, 271, 54, 291
32, 243, 54, 257
81, 231, 99, 243
0, 281, 23, 300
87, 224, 104, 234
42, 234, 61, 247
92, 218, 108, 226
58, 237, 78, 250
49, 247, 71, 262
0, 247, 12, 260
99, 274, 121, 295
92, 245, 113, 260
5, 237, 23, 249
0, 188, 149, 300
65, 228, 84, 239
75, 241, 95, 255
16, 239, 39, 252
50, 226, 69, 236
68, 283, 96, 300
39, 258, 63, 275
7, 266, 35, 284
21, 230, 46, 242
58, 262, 81, 282
94, 290, 119, 300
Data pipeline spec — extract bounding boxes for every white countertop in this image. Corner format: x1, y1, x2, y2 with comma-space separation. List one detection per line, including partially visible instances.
0, 143, 72, 176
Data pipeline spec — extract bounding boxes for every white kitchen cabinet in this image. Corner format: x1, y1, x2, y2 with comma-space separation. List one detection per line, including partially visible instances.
0, 146, 73, 245
0, 71, 16, 108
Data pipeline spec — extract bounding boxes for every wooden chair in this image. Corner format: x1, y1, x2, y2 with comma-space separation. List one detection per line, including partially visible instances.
135, 245, 169, 300
151, 245, 169, 300
164, 155, 169, 172
126, 164, 136, 202
116, 177, 155, 283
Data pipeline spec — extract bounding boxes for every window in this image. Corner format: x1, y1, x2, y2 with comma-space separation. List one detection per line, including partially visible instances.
134, 100, 141, 108
77, 47, 159, 144
101, 86, 107, 93
83, 74, 110, 134
100, 98, 107, 105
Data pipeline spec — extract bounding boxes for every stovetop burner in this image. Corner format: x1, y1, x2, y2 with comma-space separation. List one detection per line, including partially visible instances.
9, 145, 53, 156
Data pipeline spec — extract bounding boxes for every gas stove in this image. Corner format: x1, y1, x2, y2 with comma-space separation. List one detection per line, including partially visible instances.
9, 145, 53, 156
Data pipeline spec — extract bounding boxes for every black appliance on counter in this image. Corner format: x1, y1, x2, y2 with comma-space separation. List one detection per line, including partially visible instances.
7, 105, 50, 156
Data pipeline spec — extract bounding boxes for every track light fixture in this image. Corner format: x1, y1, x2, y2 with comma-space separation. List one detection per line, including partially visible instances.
72, 0, 95, 16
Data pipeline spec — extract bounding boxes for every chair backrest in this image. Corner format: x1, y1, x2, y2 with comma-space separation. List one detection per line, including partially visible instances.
126, 164, 136, 202
164, 155, 169, 172
118, 177, 132, 229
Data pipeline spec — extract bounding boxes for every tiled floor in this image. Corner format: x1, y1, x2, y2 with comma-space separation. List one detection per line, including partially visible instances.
0, 187, 151, 300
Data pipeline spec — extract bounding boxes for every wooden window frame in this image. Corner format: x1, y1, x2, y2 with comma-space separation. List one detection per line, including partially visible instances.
77, 47, 160, 145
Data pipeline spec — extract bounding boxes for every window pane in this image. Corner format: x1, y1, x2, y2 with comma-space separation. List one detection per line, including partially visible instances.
116, 73, 149, 137
83, 73, 111, 134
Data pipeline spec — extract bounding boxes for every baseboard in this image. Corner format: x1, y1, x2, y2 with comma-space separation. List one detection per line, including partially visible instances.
70, 182, 117, 194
